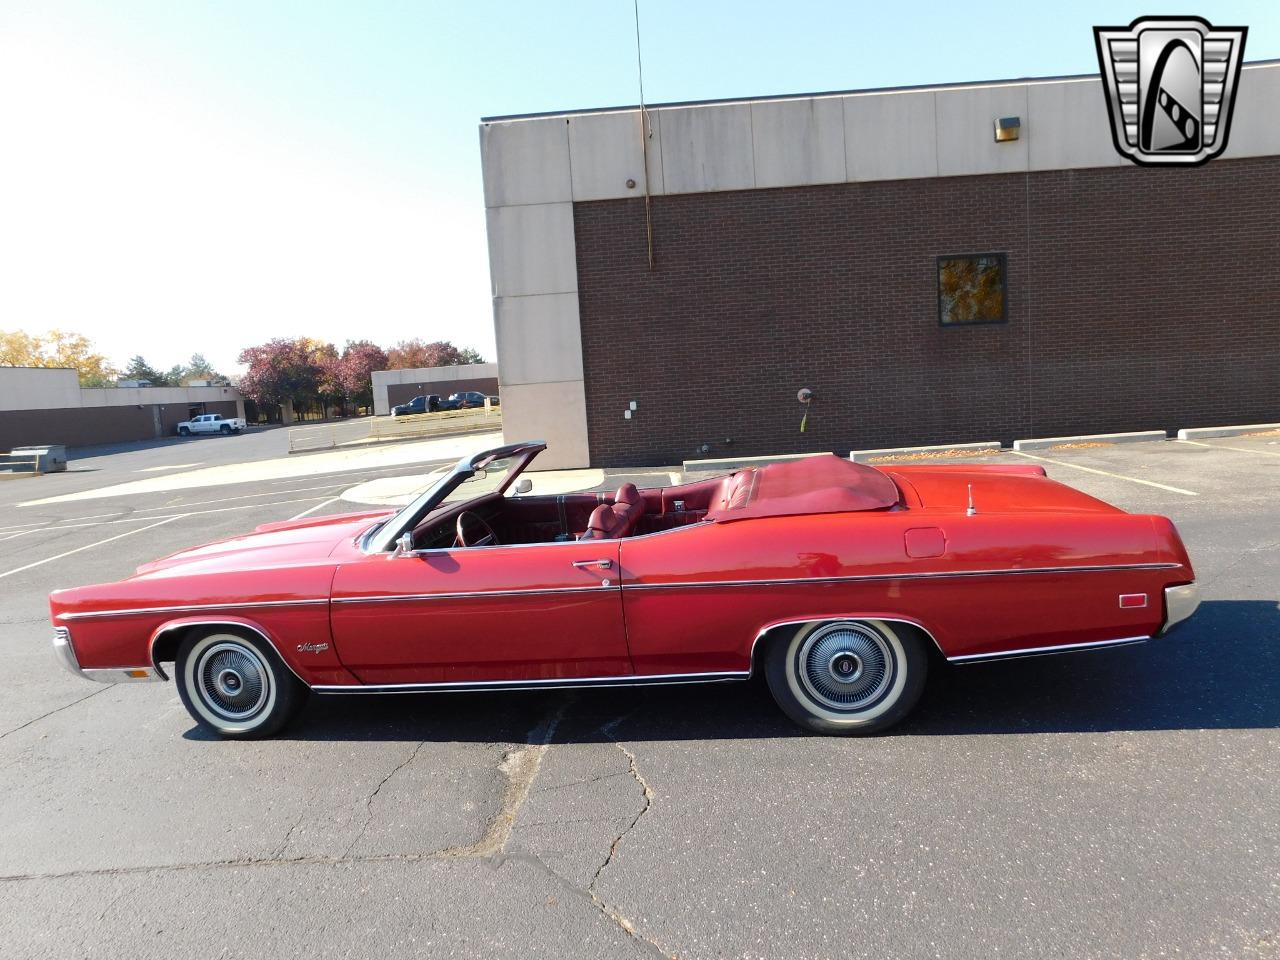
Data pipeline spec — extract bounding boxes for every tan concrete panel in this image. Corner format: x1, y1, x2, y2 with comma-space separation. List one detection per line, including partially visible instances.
935, 84, 1029, 177
568, 109, 664, 201
480, 117, 572, 208
657, 103, 755, 194
751, 97, 846, 188
494, 293, 584, 387
844, 89, 939, 182
485, 202, 578, 298
500, 380, 590, 469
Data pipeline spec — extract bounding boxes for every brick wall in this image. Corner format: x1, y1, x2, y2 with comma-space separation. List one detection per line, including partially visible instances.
573, 157, 1279, 467
0, 400, 242, 451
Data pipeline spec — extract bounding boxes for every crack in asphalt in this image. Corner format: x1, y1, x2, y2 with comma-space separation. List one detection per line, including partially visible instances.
0, 701, 674, 958
578, 713, 664, 957
0, 685, 114, 741
273, 812, 307, 861
340, 739, 428, 859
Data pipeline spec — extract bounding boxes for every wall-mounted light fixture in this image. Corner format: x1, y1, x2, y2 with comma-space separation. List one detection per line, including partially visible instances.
994, 116, 1021, 142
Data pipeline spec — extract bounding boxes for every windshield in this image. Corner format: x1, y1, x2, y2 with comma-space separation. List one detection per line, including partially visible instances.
363, 441, 545, 553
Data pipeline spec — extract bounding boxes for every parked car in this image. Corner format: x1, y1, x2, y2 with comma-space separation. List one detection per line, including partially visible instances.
48, 442, 1199, 739
176, 414, 245, 436
448, 391, 496, 409
390, 395, 440, 416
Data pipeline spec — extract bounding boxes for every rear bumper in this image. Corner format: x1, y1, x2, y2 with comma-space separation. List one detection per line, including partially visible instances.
1159, 583, 1201, 636
52, 626, 164, 683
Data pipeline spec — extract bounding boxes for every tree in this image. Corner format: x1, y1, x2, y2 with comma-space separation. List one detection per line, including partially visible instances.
385, 339, 482, 370
187, 353, 216, 378
333, 341, 389, 411
237, 338, 341, 414
122, 355, 175, 386
1, 328, 117, 386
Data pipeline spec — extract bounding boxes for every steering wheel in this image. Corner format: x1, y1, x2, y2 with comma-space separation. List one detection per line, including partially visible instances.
455, 511, 499, 548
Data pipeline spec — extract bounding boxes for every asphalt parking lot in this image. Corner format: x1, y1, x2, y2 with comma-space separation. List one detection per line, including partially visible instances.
0, 429, 1276, 959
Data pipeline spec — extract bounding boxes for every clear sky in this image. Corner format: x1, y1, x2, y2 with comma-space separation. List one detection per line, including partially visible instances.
2, 1, 1276, 375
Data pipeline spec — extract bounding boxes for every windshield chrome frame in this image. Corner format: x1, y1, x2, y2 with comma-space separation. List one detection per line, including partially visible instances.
362, 441, 546, 554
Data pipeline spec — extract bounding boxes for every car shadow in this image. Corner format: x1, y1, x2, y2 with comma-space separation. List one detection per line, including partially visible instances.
185, 600, 1279, 744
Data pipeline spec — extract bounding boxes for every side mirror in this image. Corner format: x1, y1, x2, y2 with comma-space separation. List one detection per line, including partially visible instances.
515, 477, 532, 495
392, 531, 414, 557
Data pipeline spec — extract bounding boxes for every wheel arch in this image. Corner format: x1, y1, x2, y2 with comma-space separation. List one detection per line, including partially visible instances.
749, 615, 945, 676
149, 617, 307, 686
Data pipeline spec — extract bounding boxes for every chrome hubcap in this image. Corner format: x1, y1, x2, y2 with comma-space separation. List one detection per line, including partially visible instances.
798, 622, 893, 712
197, 643, 269, 720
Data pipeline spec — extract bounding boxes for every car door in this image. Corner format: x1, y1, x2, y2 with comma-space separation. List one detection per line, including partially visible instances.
330, 540, 630, 686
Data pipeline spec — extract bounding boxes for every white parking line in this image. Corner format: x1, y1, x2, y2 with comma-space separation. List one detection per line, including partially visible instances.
1009, 451, 1198, 496
286, 497, 341, 521
0, 516, 184, 580
1175, 439, 1280, 458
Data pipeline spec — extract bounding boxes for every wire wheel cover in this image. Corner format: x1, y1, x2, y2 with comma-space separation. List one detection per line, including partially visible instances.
197, 643, 270, 720
798, 622, 894, 711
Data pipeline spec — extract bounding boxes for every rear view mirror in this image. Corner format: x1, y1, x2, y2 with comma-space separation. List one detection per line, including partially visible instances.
515, 478, 532, 495
392, 532, 414, 557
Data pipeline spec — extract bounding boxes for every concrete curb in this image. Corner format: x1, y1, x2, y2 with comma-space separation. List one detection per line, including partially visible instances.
683, 452, 833, 472
1012, 431, 1166, 451
1176, 423, 1280, 440
849, 441, 1000, 463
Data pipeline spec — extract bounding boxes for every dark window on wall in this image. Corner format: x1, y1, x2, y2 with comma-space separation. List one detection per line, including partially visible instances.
937, 253, 1008, 325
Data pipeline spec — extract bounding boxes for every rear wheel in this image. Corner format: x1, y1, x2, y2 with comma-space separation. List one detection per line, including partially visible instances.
174, 629, 309, 739
764, 619, 927, 735
219, 423, 231, 434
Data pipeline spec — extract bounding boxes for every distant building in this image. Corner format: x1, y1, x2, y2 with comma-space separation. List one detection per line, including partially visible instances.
0, 367, 246, 450
372, 362, 499, 416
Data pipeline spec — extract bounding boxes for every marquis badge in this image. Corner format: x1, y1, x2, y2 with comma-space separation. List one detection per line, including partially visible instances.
1094, 16, 1247, 166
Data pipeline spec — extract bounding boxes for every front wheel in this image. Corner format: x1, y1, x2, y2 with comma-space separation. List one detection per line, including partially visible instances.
178, 426, 190, 436
764, 619, 927, 735
174, 629, 309, 739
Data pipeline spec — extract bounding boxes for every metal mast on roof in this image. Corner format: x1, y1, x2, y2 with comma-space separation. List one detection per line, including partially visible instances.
634, 0, 655, 271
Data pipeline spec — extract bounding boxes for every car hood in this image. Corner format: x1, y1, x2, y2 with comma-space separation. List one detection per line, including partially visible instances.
132, 509, 392, 578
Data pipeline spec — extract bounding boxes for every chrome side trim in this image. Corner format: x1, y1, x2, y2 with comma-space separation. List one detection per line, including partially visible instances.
624, 562, 1179, 593
333, 585, 613, 605
59, 598, 329, 621
311, 670, 749, 694
948, 635, 1150, 663
147, 620, 308, 685
1159, 582, 1201, 635
749, 616, 947, 666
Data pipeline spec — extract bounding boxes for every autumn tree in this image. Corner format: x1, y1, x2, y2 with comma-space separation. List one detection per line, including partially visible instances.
333, 340, 389, 410
237, 338, 327, 410
0, 329, 117, 386
385, 339, 484, 370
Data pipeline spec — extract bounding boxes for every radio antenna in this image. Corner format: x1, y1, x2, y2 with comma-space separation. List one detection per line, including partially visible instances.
634, 0, 655, 271
966, 484, 978, 517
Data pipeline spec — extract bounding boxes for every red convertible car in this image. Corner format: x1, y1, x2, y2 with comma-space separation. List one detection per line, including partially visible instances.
49, 441, 1200, 738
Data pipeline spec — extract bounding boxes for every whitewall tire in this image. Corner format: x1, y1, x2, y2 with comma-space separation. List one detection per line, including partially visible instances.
175, 630, 308, 739
765, 620, 928, 735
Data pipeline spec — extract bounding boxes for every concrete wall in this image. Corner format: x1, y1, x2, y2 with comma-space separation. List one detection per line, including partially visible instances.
480, 62, 1280, 467
371, 363, 499, 416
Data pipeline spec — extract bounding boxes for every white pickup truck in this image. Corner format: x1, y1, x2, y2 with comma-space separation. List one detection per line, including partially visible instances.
176, 414, 246, 436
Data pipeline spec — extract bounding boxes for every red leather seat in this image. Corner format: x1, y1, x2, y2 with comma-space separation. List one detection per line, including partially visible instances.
579, 484, 646, 540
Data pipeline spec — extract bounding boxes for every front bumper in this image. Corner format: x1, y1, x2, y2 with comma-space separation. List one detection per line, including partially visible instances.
52, 626, 163, 683
1159, 583, 1201, 636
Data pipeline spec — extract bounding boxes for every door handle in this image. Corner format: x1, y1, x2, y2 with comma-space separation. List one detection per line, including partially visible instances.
571, 559, 613, 569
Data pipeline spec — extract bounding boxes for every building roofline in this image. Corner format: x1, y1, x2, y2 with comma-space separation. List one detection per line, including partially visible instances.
481, 57, 1280, 123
